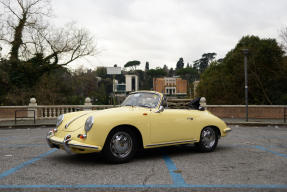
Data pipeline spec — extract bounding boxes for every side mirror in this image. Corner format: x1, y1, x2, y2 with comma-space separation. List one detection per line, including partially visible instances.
155, 106, 164, 113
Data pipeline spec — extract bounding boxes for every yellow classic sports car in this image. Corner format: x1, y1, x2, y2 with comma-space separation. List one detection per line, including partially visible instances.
47, 91, 231, 163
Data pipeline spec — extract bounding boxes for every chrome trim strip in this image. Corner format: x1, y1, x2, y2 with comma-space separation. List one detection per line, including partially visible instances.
69, 143, 99, 150
65, 113, 91, 129
145, 140, 197, 147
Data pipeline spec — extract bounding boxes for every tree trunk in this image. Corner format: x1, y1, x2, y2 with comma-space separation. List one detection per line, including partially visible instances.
10, 13, 27, 62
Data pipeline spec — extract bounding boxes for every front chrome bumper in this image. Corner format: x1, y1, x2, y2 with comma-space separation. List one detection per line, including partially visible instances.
46, 135, 101, 154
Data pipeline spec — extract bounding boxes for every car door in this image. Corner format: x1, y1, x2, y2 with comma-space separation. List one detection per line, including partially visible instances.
149, 108, 199, 144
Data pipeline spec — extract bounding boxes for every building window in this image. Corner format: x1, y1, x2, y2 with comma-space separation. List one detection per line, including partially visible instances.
164, 78, 176, 86
165, 87, 176, 95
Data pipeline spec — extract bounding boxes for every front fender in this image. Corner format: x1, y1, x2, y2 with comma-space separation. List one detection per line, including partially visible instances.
84, 109, 150, 149
197, 110, 229, 137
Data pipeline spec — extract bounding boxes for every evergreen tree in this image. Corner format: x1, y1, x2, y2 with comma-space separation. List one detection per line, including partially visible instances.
176, 58, 184, 70
197, 36, 287, 104
163, 64, 169, 73
168, 68, 174, 77
124, 60, 140, 71
145, 62, 149, 71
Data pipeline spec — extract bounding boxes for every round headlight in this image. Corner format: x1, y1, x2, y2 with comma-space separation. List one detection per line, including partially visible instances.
56, 114, 64, 127
85, 116, 94, 133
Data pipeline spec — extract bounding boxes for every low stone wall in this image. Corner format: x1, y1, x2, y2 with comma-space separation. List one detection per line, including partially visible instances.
166, 99, 286, 120
207, 105, 286, 119
0, 106, 29, 119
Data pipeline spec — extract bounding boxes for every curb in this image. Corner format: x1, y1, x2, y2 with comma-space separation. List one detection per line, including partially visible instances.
226, 122, 287, 127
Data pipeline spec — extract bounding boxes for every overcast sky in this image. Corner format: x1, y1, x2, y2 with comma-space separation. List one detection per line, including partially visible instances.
50, 0, 287, 70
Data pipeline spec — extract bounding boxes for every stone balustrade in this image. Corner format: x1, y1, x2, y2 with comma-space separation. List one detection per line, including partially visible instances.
0, 97, 286, 122
37, 105, 115, 118
0, 97, 116, 120
0, 105, 115, 120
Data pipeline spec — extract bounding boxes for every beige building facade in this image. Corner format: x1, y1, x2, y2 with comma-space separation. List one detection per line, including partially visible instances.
153, 77, 187, 96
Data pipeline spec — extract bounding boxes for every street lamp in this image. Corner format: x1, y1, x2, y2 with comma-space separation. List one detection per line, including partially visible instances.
242, 49, 249, 122
0, 46, 2, 59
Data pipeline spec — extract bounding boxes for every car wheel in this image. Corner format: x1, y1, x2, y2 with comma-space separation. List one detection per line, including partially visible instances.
195, 127, 218, 152
103, 129, 136, 163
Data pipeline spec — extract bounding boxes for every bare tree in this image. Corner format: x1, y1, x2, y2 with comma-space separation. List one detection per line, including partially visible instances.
0, 0, 50, 61
39, 23, 97, 66
0, 0, 96, 65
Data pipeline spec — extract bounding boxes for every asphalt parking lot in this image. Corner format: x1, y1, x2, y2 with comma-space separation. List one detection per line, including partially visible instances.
0, 125, 287, 192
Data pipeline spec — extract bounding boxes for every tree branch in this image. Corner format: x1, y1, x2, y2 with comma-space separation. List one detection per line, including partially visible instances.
1, 0, 22, 20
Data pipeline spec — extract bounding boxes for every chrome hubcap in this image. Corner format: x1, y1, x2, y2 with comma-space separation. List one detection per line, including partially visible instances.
110, 132, 132, 158
201, 128, 215, 149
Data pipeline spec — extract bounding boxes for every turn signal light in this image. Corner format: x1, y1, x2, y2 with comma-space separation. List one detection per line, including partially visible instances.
77, 134, 87, 139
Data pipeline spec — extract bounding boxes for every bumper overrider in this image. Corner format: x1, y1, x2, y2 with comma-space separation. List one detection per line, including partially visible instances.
46, 131, 101, 154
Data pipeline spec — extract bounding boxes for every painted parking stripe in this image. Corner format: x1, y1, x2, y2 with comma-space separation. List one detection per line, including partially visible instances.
235, 144, 287, 159
0, 149, 57, 179
163, 155, 186, 185
254, 145, 287, 158
0, 184, 287, 189
268, 145, 287, 149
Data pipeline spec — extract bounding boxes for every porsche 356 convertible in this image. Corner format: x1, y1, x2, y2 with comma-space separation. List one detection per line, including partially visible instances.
47, 91, 231, 163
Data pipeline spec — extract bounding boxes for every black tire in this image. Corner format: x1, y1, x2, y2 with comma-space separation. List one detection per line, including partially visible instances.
103, 128, 136, 163
195, 127, 218, 152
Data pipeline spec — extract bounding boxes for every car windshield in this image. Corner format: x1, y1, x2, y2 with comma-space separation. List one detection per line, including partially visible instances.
121, 92, 161, 108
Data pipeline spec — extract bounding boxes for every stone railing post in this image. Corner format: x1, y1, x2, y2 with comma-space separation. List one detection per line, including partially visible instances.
200, 97, 207, 109
28, 98, 37, 119
84, 97, 92, 111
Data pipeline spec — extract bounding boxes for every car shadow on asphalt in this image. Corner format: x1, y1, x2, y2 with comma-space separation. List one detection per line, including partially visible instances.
47, 144, 234, 165
48, 152, 107, 165
135, 144, 233, 160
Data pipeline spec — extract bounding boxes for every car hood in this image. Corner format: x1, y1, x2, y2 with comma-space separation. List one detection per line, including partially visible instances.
57, 106, 148, 132
57, 111, 94, 132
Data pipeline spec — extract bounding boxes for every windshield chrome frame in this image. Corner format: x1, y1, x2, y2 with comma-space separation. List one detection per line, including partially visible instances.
121, 92, 162, 109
